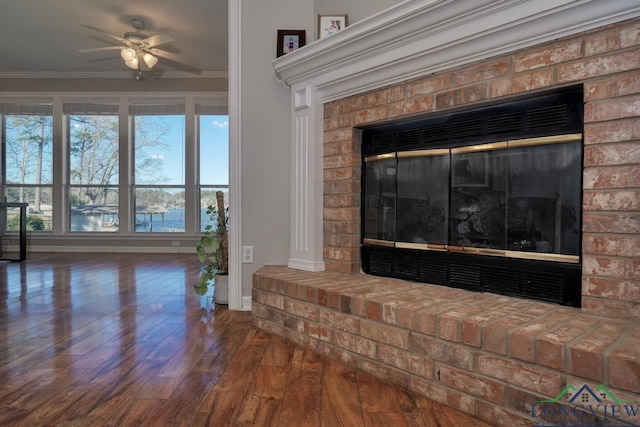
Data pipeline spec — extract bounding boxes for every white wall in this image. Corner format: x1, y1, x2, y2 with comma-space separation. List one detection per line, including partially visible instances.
240, 0, 314, 294
238, 0, 402, 296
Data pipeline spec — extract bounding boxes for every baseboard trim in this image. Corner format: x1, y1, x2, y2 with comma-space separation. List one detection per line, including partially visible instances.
16, 245, 197, 254
241, 295, 252, 311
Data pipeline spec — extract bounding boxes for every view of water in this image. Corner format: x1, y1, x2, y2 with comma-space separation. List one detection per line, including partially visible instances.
135, 208, 213, 232
68, 208, 216, 233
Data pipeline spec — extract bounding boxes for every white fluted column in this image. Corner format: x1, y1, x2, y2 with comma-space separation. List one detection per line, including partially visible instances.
288, 85, 325, 272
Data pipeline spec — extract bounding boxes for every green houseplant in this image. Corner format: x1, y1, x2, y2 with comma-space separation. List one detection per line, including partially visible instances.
194, 191, 228, 302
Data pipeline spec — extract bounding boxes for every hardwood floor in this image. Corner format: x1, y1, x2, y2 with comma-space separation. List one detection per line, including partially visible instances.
0, 253, 492, 426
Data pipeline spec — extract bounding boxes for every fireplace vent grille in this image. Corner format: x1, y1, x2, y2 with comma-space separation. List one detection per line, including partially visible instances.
362, 246, 581, 306
368, 250, 393, 276
370, 133, 395, 153
394, 253, 418, 278
527, 104, 568, 130
396, 129, 423, 149
362, 88, 582, 156
484, 267, 520, 295
424, 123, 450, 143
451, 117, 484, 139
418, 257, 448, 283
450, 264, 481, 290
522, 271, 565, 302
487, 111, 522, 135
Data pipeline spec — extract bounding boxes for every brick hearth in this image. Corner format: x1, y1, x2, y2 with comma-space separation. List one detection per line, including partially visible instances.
252, 266, 640, 426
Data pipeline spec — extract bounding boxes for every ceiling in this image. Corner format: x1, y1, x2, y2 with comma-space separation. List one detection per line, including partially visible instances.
0, 0, 228, 78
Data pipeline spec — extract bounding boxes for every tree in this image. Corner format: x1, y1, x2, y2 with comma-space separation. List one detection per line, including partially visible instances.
68, 114, 171, 206
5, 115, 53, 211
133, 116, 172, 186
69, 115, 119, 205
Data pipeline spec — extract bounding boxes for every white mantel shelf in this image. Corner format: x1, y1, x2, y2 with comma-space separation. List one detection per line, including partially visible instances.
274, 0, 640, 273
274, 0, 640, 102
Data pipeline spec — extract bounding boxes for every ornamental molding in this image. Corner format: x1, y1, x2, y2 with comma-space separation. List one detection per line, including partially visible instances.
273, 0, 640, 102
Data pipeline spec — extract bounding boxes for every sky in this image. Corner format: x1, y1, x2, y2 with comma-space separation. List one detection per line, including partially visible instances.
145, 114, 229, 186
199, 115, 229, 186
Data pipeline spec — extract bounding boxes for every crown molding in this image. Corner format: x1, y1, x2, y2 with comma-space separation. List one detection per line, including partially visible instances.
0, 91, 228, 100
0, 71, 228, 79
273, 0, 640, 102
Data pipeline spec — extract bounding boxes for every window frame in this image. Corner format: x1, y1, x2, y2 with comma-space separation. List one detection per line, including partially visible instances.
1, 103, 54, 232
197, 111, 229, 232
0, 94, 228, 239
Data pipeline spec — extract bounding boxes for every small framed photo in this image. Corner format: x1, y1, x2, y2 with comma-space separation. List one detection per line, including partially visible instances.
318, 14, 348, 39
277, 30, 306, 57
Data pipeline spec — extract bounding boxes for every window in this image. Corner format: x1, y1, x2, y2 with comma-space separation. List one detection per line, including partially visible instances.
1, 96, 228, 240
198, 106, 229, 231
1, 103, 53, 231
66, 104, 119, 232
131, 104, 185, 233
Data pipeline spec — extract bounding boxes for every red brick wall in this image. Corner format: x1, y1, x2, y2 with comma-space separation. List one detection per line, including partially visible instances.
323, 18, 640, 320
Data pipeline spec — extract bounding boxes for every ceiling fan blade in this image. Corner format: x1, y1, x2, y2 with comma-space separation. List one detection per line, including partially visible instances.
78, 46, 123, 53
81, 24, 128, 45
149, 49, 193, 66
148, 48, 201, 73
142, 33, 175, 48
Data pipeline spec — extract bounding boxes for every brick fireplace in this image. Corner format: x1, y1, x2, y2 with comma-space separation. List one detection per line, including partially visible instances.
257, 2, 640, 425
322, 21, 640, 321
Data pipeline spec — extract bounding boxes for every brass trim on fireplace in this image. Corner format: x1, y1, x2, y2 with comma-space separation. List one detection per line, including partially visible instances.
397, 149, 450, 158
364, 153, 396, 162
363, 238, 395, 247
451, 142, 508, 154
455, 247, 506, 256
446, 246, 506, 256
366, 134, 582, 161
396, 242, 447, 251
505, 251, 580, 264
508, 133, 583, 148
366, 240, 581, 263
442, 245, 580, 263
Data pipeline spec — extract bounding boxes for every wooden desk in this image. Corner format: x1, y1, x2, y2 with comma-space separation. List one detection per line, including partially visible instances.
0, 202, 28, 261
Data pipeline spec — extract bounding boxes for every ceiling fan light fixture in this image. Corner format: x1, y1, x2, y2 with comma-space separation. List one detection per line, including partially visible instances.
120, 47, 136, 62
142, 53, 158, 68
80, 20, 186, 77
124, 57, 139, 70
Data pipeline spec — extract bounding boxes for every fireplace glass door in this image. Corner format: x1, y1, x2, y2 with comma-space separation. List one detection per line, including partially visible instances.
396, 150, 449, 246
451, 145, 507, 250
363, 155, 396, 243
363, 137, 581, 258
506, 139, 581, 256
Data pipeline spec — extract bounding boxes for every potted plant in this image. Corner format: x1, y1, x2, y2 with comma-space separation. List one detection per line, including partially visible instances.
194, 190, 229, 304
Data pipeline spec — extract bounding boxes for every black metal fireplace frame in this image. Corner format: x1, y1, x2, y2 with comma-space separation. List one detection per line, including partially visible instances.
360, 87, 584, 307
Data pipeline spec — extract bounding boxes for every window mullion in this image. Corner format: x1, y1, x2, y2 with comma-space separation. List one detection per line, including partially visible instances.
119, 97, 132, 234
52, 97, 64, 234
185, 97, 197, 234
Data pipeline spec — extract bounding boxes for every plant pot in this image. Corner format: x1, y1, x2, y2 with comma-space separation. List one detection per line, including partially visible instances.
213, 274, 229, 304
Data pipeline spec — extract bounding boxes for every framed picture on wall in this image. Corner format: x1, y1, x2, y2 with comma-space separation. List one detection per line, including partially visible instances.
318, 14, 348, 39
276, 30, 306, 57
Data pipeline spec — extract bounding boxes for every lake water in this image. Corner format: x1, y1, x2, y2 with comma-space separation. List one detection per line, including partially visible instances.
70, 208, 213, 232
135, 208, 213, 232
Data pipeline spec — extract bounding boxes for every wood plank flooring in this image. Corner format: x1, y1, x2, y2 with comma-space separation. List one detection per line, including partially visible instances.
0, 253, 493, 426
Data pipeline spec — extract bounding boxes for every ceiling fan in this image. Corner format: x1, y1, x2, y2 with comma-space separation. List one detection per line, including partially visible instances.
79, 18, 188, 76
